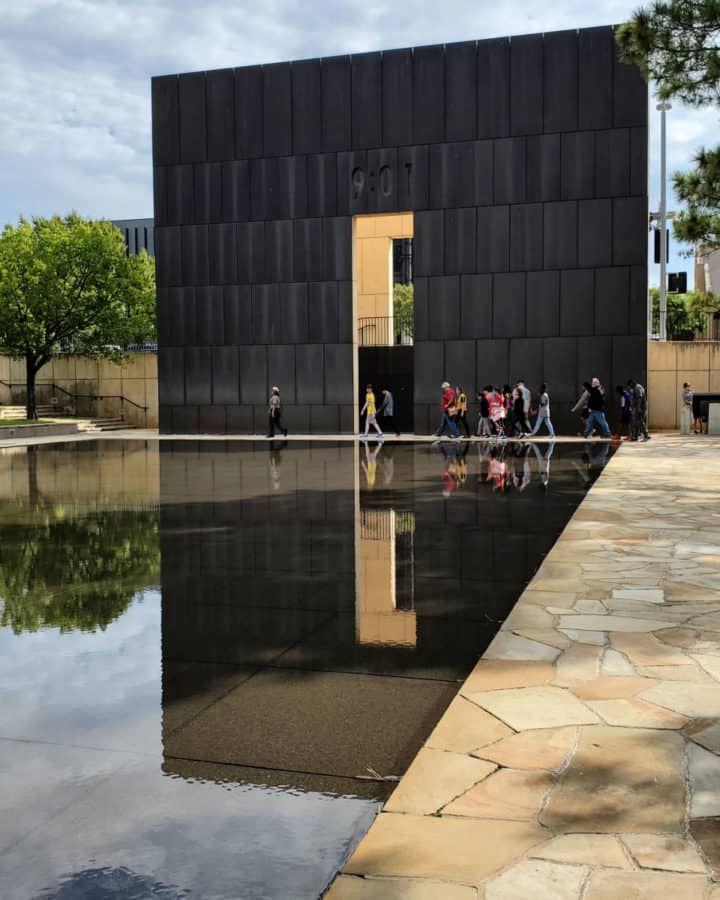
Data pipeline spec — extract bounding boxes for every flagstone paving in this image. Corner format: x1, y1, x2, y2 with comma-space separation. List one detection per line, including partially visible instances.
326, 436, 720, 899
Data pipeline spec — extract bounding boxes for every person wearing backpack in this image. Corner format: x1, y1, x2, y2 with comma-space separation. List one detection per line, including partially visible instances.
582, 378, 612, 438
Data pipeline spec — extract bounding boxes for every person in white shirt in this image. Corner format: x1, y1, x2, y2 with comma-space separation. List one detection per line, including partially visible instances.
516, 379, 532, 432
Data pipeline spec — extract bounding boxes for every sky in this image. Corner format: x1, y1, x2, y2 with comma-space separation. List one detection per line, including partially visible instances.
1, 0, 716, 288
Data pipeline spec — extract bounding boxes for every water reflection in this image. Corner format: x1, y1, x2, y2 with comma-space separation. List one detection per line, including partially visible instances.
0, 439, 613, 900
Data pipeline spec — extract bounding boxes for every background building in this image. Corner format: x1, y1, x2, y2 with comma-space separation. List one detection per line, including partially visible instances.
112, 217, 155, 256
152, 27, 648, 434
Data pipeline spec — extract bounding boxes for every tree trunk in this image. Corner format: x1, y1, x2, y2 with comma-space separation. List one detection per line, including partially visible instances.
27, 445, 39, 503
26, 356, 38, 421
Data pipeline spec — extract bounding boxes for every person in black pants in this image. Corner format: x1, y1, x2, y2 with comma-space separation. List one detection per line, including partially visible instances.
267, 386, 288, 438
379, 389, 400, 436
455, 386, 471, 438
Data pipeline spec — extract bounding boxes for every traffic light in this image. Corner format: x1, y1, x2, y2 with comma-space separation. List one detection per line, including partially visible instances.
653, 228, 669, 264
668, 272, 687, 293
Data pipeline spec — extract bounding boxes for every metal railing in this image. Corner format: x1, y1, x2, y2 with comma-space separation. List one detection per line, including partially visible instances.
0, 380, 148, 412
358, 316, 413, 347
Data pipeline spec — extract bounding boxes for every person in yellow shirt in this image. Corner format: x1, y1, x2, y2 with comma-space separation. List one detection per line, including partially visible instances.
360, 383, 383, 438
455, 385, 470, 438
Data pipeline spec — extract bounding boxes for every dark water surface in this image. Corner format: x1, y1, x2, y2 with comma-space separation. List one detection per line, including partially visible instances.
0, 438, 612, 899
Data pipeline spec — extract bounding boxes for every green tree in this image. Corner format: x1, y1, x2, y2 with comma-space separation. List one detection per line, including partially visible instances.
0, 215, 156, 419
685, 286, 720, 330
617, 2, 720, 247
649, 286, 708, 338
393, 283, 414, 339
0, 504, 160, 635
673, 148, 720, 247
617, 1, 720, 106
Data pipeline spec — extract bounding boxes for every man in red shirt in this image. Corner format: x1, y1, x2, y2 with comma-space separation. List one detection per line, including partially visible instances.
435, 381, 460, 439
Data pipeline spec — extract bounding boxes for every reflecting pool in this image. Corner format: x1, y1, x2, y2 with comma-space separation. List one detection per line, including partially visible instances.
0, 438, 612, 899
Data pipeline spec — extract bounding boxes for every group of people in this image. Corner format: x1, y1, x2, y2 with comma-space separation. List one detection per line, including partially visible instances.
272, 377, 650, 441
431, 377, 650, 442
360, 385, 400, 438
434, 379, 554, 440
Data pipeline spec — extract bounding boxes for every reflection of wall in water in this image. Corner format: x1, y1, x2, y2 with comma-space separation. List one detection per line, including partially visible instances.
0, 441, 159, 506
158, 442, 604, 794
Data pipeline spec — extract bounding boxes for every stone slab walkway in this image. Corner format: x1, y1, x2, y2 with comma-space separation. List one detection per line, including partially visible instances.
327, 435, 720, 900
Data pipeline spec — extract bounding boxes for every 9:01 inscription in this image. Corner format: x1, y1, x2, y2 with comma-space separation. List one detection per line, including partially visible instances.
351, 163, 413, 200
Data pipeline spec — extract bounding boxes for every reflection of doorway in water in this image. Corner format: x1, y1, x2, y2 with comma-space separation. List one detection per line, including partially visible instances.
356, 508, 416, 647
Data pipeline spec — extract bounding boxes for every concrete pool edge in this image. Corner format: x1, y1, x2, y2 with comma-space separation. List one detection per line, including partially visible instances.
0, 429, 632, 450
326, 434, 720, 899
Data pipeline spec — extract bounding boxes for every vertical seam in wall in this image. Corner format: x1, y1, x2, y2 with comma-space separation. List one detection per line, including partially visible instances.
442, 42, 447, 145
289, 61, 295, 157
203, 72, 209, 162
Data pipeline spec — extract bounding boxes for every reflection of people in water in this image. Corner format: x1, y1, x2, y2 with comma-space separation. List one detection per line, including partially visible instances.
381, 446, 395, 485
487, 446, 507, 490
530, 441, 555, 488
586, 440, 610, 470
361, 439, 383, 487
436, 441, 471, 496
269, 440, 287, 490
572, 441, 610, 489
437, 442, 461, 497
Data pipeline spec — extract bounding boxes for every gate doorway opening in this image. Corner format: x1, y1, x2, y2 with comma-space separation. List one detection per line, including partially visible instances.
353, 213, 414, 434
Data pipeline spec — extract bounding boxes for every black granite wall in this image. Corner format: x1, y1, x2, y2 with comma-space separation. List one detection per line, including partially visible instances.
153, 26, 647, 434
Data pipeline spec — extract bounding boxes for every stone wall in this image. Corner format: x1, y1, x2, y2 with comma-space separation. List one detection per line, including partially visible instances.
648, 341, 720, 429
0, 354, 158, 428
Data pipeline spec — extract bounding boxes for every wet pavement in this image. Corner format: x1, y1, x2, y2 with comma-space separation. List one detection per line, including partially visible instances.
0, 439, 611, 899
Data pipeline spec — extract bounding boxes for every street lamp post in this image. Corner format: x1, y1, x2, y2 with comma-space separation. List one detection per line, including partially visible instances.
657, 100, 671, 341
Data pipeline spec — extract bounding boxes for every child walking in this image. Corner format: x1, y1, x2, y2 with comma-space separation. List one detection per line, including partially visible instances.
360, 384, 383, 438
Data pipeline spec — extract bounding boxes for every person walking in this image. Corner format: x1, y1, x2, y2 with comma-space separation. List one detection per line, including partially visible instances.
517, 379, 532, 432
511, 387, 525, 437
615, 384, 633, 440
571, 382, 592, 434
435, 381, 460, 439
360, 384, 383, 439
455, 386, 471, 438
680, 382, 693, 435
583, 377, 612, 438
526, 384, 556, 437
378, 388, 400, 436
267, 386, 288, 438
477, 388, 493, 436
627, 379, 649, 441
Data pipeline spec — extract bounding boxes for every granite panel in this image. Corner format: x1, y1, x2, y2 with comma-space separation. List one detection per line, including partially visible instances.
206, 68, 235, 161
446, 41, 477, 142
477, 37, 510, 138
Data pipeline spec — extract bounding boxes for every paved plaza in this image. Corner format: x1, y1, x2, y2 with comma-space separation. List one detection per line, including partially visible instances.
329, 434, 720, 899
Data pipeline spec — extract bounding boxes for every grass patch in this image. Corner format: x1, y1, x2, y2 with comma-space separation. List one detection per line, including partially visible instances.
0, 419, 53, 427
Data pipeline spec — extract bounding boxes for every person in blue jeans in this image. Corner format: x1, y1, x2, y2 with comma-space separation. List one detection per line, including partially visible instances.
435, 381, 460, 439
583, 377, 612, 438
526, 384, 555, 437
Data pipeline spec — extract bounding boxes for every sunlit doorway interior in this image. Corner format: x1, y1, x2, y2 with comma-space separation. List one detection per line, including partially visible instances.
353, 213, 414, 434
